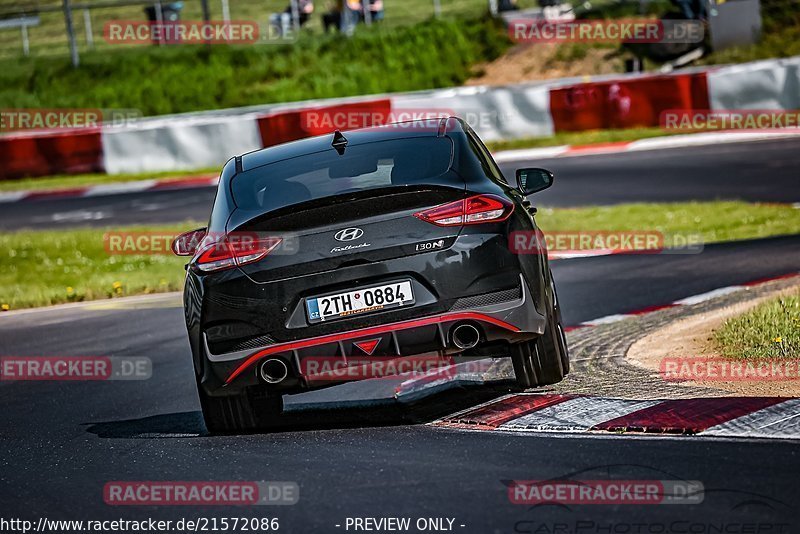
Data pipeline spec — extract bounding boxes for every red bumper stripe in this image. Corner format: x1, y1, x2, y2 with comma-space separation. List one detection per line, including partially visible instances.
592, 397, 787, 434
224, 312, 521, 384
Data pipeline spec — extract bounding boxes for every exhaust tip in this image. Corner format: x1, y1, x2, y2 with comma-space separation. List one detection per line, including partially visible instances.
259, 359, 288, 384
451, 323, 481, 350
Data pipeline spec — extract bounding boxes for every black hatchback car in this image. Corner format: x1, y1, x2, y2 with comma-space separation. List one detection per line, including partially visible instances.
172, 117, 569, 432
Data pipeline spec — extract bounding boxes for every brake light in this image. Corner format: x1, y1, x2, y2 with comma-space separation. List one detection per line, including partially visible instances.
193, 235, 282, 272
414, 194, 513, 227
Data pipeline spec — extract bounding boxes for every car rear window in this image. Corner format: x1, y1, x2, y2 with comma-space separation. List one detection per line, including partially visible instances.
231, 137, 455, 212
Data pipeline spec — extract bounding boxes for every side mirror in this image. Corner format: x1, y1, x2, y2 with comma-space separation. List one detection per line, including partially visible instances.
171, 227, 207, 256
516, 168, 554, 195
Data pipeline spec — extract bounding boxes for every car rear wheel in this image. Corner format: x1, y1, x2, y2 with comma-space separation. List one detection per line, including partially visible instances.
511, 294, 568, 389
551, 273, 570, 374
198, 386, 283, 434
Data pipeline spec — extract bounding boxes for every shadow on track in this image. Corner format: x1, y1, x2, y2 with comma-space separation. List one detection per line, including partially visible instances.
83, 383, 514, 438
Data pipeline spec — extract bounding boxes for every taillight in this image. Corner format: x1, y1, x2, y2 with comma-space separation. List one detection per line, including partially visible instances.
192, 235, 282, 272
414, 194, 514, 227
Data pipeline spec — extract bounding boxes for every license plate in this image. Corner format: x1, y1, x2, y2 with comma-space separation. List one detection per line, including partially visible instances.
306, 280, 414, 323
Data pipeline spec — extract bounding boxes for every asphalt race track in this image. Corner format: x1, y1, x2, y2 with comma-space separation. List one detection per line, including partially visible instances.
1, 138, 800, 531
506, 137, 800, 207
1, 137, 799, 231
2, 239, 800, 529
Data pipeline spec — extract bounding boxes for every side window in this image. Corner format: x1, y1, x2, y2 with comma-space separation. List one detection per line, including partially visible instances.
466, 129, 508, 186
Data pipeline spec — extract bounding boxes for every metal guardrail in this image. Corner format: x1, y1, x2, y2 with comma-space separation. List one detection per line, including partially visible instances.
0, 14, 40, 56
0, 15, 41, 27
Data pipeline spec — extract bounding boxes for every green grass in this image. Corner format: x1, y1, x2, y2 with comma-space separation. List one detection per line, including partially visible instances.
536, 201, 800, 244
713, 290, 800, 360
2, 0, 797, 117
0, 17, 510, 115
2, 201, 800, 310
0, 0, 531, 59
0, 167, 218, 192
0, 223, 199, 309
485, 127, 677, 152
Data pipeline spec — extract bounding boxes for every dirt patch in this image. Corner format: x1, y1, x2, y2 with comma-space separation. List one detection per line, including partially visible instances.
627, 283, 800, 397
466, 43, 623, 86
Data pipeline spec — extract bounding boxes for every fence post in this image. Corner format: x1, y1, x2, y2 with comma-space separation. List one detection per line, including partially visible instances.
200, 0, 211, 45
221, 0, 231, 22
63, 0, 80, 67
433, 0, 441, 17
83, 8, 94, 49
154, 0, 164, 46
20, 24, 30, 56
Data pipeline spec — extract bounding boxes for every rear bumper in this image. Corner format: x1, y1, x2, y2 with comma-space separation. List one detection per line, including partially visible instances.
201, 274, 545, 395
198, 231, 548, 355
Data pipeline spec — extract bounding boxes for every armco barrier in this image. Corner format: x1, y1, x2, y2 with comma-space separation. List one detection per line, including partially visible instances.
257, 99, 392, 147
391, 84, 554, 141
0, 128, 104, 180
550, 72, 709, 131
101, 115, 262, 175
1, 56, 797, 179
707, 56, 800, 110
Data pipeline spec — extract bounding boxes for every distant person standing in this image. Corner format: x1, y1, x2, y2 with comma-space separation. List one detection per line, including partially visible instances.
269, 0, 314, 37
364, 0, 384, 22
340, 0, 361, 34
323, 0, 346, 33
323, 0, 383, 33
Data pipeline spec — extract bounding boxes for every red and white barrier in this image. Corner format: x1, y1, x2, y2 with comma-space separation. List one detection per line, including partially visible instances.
549, 71, 710, 131
707, 56, 800, 110
101, 115, 263, 175
0, 127, 105, 179
6, 127, 800, 203
1, 56, 798, 180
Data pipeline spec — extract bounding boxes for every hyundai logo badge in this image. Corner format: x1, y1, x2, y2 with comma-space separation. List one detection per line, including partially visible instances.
334, 228, 365, 242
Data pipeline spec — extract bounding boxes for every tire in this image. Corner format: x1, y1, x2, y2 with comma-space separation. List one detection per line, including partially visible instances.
197, 386, 283, 434
511, 276, 569, 389
551, 273, 570, 375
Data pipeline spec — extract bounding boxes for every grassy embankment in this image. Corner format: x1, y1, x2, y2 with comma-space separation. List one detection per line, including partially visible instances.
713, 291, 800, 360
0, 17, 510, 115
